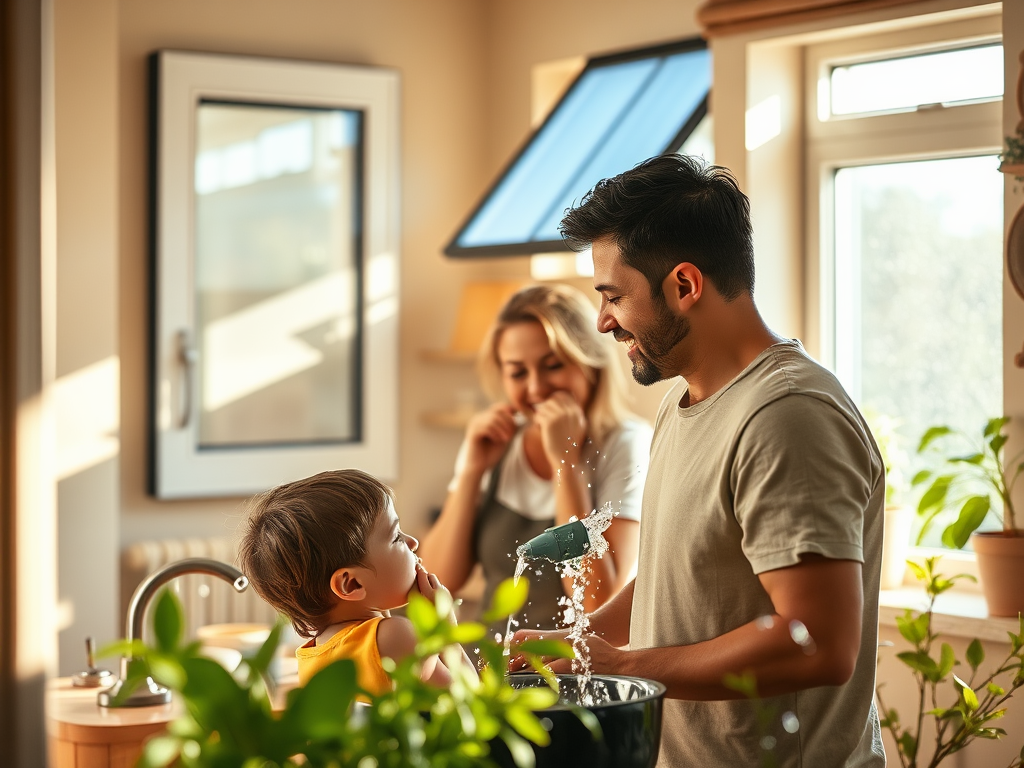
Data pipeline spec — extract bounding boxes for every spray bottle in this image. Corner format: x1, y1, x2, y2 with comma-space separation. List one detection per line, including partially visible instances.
517, 519, 591, 563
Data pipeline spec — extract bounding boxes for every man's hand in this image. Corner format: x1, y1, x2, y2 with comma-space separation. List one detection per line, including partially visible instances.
509, 628, 623, 675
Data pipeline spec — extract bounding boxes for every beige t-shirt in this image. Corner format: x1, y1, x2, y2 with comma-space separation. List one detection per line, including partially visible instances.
631, 340, 885, 768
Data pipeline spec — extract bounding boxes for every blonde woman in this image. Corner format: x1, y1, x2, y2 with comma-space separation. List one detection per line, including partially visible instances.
419, 284, 652, 636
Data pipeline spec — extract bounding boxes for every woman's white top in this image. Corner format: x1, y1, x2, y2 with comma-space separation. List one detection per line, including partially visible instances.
448, 418, 653, 522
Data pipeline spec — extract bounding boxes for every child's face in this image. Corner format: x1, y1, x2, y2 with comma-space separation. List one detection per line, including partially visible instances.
362, 499, 420, 611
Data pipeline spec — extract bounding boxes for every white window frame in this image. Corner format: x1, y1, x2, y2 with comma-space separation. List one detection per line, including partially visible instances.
804, 16, 1003, 574
151, 51, 400, 499
803, 15, 1003, 376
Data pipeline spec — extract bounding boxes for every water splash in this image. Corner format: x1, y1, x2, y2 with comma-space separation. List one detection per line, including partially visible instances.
556, 502, 616, 705
503, 553, 529, 658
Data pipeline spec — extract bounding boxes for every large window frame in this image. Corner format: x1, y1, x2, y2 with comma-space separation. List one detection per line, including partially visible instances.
803, 15, 1003, 373
803, 15, 1003, 561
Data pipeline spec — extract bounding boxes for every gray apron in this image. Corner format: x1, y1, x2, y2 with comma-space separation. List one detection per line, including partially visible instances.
473, 444, 568, 642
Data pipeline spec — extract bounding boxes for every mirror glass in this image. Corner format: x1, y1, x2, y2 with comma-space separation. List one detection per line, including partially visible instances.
194, 101, 363, 447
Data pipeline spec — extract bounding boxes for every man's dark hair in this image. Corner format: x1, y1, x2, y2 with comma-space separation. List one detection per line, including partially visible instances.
237, 469, 392, 639
559, 154, 754, 300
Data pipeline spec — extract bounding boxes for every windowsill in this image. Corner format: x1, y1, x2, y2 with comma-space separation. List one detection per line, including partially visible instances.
879, 587, 1019, 642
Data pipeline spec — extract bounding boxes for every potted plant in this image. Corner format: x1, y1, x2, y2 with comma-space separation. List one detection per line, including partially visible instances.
913, 416, 1024, 617
867, 411, 913, 589
876, 556, 1024, 767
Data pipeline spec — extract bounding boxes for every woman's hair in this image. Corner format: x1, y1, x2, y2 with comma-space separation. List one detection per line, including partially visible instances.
477, 283, 634, 445
237, 469, 393, 639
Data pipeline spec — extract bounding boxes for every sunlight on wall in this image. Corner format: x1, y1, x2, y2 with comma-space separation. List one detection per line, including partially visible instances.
202, 269, 357, 411
54, 355, 119, 481
745, 94, 782, 151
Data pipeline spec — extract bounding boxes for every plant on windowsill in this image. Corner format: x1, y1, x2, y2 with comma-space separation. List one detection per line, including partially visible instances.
876, 556, 1024, 768
867, 411, 913, 589
101, 578, 592, 768
913, 416, 1024, 617
999, 129, 1024, 184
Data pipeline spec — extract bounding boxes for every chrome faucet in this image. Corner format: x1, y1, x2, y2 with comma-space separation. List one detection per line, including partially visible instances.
98, 557, 249, 707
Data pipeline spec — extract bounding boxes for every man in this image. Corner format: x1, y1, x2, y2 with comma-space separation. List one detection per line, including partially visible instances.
517, 155, 885, 767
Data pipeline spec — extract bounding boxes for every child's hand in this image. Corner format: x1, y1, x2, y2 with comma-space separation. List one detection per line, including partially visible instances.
413, 563, 458, 623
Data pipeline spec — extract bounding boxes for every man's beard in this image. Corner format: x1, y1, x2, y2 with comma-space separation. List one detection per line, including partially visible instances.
616, 304, 690, 386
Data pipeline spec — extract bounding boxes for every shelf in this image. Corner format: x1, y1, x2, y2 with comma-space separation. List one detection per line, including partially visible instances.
878, 588, 1020, 643
419, 349, 478, 364
421, 408, 475, 430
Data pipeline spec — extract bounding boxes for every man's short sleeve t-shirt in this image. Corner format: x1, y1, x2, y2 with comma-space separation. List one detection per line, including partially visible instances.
631, 340, 886, 767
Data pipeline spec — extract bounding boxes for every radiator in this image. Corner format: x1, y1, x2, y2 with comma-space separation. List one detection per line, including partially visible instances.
121, 536, 279, 645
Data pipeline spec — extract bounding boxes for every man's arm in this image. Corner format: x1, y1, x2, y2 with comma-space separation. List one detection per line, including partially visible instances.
582, 555, 863, 699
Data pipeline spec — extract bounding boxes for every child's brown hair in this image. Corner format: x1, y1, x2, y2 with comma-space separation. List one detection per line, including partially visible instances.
238, 469, 392, 639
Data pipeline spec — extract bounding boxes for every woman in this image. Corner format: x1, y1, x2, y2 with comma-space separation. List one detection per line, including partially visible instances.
419, 284, 652, 637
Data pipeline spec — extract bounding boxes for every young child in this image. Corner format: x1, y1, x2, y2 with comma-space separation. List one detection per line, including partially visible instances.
238, 469, 475, 695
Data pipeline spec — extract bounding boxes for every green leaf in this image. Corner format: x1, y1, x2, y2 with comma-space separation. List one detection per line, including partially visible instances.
966, 638, 985, 672
953, 674, 980, 713
248, 620, 283, 678
938, 643, 956, 679
918, 476, 953, 515
514, 686, 559, 711
898, 731, 918, 759
505, 705, 551, 746
897, 651, 941, 681
987, 682, 1005, 696
919, 426, 953, 453
499, 726, 537, 768
941, 496, 990, 549
137, 736, 182, 768
896, 611, 928, 645
282, 658, 358, 740
525, 654, 559, 691
566, 703, 602, 740
407, 592, 439, 635
516, 638, 575, 659
950, 453, 986, 465
911, 469, 933, 487
483, 577, 530, 624
449, 622, 487, 644
907, 561, 929, 583
990, 433, 1009, 457
984, 416, 1011, 438
152, 589, 183, 653
723, 671, 758, 698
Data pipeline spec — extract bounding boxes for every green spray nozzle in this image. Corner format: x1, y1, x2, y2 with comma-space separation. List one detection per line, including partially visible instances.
517, 519, 591, 563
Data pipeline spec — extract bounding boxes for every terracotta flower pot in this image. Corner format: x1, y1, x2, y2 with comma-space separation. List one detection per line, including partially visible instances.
972, 530, 1024, 618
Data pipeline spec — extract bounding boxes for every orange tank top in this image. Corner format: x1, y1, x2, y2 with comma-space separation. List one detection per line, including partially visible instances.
296, 616, 392, 696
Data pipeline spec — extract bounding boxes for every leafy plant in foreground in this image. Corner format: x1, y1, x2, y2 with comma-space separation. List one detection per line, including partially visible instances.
875, 557, 1024, 768
101, 576, 594, 768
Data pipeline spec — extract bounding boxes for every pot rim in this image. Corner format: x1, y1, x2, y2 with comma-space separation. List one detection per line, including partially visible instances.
507, 672, 668, 709
972, 529, 1024, 538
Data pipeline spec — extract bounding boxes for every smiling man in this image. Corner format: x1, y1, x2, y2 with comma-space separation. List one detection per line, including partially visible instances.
522, 155, 886, 767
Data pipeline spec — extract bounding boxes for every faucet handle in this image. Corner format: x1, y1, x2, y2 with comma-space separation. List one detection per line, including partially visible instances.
71, 636, 114, 688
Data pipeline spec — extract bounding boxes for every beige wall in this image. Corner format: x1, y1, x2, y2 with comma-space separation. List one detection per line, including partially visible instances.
50, 0, 708, 673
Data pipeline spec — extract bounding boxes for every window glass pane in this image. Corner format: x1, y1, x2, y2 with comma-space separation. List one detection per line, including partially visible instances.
450, 42, 710, 254
833, 156, 1003, 545
194, 102, 362, 448
830, 44, 1002, 116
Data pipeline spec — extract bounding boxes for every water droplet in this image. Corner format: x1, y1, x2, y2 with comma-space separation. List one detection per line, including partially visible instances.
789, 620, 811, 645
755, 615, 775, 631
197, 584, 211, 598
760, 735, 777, 751
782, 712, 799, 733
540, 717, 554, 731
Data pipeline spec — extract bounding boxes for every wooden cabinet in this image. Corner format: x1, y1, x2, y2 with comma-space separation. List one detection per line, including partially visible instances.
46, 680, 177, 768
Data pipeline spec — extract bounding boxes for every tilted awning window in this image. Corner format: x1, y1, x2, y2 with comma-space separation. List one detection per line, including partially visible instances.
445, 38, 711, 258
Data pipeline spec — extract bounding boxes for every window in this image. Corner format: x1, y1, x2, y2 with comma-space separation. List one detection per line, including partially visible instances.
806, 18, 1003, 544
445, 38, 711, 258
150, 51, 399, 499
